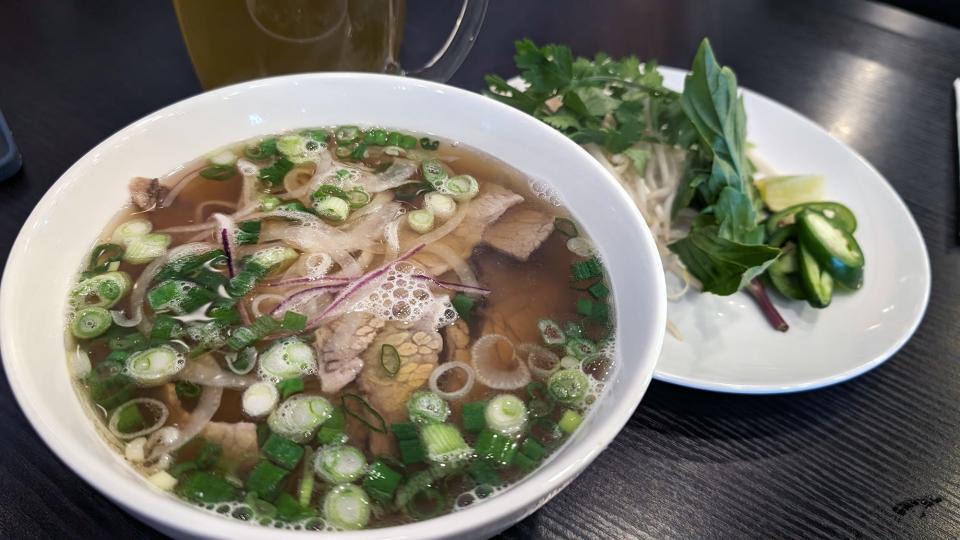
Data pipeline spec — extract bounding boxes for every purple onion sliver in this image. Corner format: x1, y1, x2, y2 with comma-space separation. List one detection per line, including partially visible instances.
410, 274, 491, 295
305, 244, 426, 329
270, 284, 345, 316
263, 275, 352, 287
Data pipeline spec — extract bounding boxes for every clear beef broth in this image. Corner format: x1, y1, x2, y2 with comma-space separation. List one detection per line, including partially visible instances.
70, 128, 614, 530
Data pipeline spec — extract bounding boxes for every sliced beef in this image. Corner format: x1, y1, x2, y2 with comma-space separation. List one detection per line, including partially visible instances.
129, 176, 168, 211
161, 383, 258, 468
482, 204, 555, 260
314, 312, 385, 394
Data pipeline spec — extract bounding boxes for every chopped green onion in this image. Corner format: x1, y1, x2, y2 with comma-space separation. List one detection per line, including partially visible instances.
277, 134, 306, 157
147, 279, 215, 315
528, 399, 554, 418
520, 437, 547, 461
227, 315, 281, 351
399, 134, 418, 149
246, 492, 278, 520
243, 381, 279, 417
277, 378, 305, 400
346, 188, 371, 209
484, 394, 528, 436
200, 164, 237, 181
313, 196, 350, 222
71, 307, 112, 339
575, 297, 610, 321
407, 391, 450, 426
302, 129, 329, 143
537, 319, 566, 345
363, 459, 403, 503
342, 393, 387, 433
267, 394, 333, 443
298, 446, 316, 507
559, 409, 583, 434
195, 439, 222, 470
512, 451, 538, 472
259, 195, 281, 211
392, 422, 426, 465
175, 380, 201, 400
335, 126, 361, 145
176, 471, 239, 503
262, 433, 305, 470
280, 310, 307, 332
259, 157, 294, 186
420, 159, 448, 188
258, 338, 316, 381
554, 217, 579, 238
111, 218, 152, 245
314, 444, 367, 483
451, 293, 476, 321
571, 258, 603, 281
169, 461, 198, 479
312, 184, 349, 201
587, 281, 610, 299
419, 137, 440, 150
84, 243, 125, 277
246, 459, 288, 500
124, 345, 184, 386
248, 246, 298, 272
565, 337, 598, 360
420, 423, 472, 464
467, 460, 500, 486
275, 492, 313, 522
564, 321, 584, 338
323, 484, 370, 530
86, 359, 137, 411
443, 175, 479, 201
475, 429, 518, 467
245, 138, 278, 161
234, 220, 261, 245
150, 315, 183, 341
380, 344, 400, 376
316, 406, 347, 445
461, 401, 486, 433
208, 149, 238, 166
350, 143, 368, 160
423, 192, 456, 221
363, 128, 388, 146
406, 486, 445, 519
547, 369, 590, 404
71, 271, 132, 309
407, 208, 435, 234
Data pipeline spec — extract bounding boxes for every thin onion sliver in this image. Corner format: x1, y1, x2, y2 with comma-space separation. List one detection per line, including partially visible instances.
429, 361, 476, 401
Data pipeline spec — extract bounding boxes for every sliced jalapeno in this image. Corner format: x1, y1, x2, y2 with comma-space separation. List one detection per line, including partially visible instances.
796, 210, 864, 290
767, 248, 806, 300
798, 241, 834, 308
766, 202, 857, 235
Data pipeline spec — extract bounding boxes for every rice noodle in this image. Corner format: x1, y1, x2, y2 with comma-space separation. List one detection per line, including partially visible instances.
158, 221, 217, 234
194, 200, 237, 222
383, 217, 403, 262
331, 249, 362, 278
148, 383, 223, 459
422, 243, 479, 288
160, 169, 202, 208
178, 355, 257, 388
282, 166, 316, 196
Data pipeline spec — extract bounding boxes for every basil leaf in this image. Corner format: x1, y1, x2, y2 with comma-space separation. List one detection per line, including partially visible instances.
668, 227, 780, 295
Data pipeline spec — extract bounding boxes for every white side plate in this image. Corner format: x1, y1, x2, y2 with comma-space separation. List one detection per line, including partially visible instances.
656, 67, 930, 393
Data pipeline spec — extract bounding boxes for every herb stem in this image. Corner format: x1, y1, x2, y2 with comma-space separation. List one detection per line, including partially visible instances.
746, 278, 789, 332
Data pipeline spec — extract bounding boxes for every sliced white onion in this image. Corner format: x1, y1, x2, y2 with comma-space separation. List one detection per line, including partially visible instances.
428, 361, 476, 401
243, 381, 280, 418
145, 453, 174, 475
566, 236, 596, 257
180, 355, 257, 387
470, 334, 531, 390
125, 437, 147, 463
148, 470, 178, 491
424, 242, 479, 289
70, 347, 92, 379
518, 343, 560, 380
108, 398, 169, 440
111, 308, 143, 328
560, 356, 580, 370
149, 385, 223, 459
383, 217, 402, 262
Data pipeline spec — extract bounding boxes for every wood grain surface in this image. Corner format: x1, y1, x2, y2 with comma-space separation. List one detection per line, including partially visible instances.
1, 1, 959, 538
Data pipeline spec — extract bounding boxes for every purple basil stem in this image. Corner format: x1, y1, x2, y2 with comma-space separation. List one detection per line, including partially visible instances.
746, 278, 789, 332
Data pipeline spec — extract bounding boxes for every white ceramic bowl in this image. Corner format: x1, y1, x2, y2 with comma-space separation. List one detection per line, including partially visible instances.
0, 73, 666, 539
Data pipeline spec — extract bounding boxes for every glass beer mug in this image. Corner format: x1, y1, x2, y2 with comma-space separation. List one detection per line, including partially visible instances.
174, 0, 488, 89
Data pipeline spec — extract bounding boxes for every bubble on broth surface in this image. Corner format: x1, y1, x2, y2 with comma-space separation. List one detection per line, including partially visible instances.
529, 179, 563, 207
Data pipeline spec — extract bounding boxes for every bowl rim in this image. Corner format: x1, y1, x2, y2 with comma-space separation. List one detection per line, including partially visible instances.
0, 72, 666, 539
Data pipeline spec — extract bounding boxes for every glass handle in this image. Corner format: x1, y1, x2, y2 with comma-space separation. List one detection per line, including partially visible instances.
403, 0, 489, 83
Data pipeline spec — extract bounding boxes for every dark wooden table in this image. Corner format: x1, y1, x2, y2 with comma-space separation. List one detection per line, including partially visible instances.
2, 0, 959, 538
